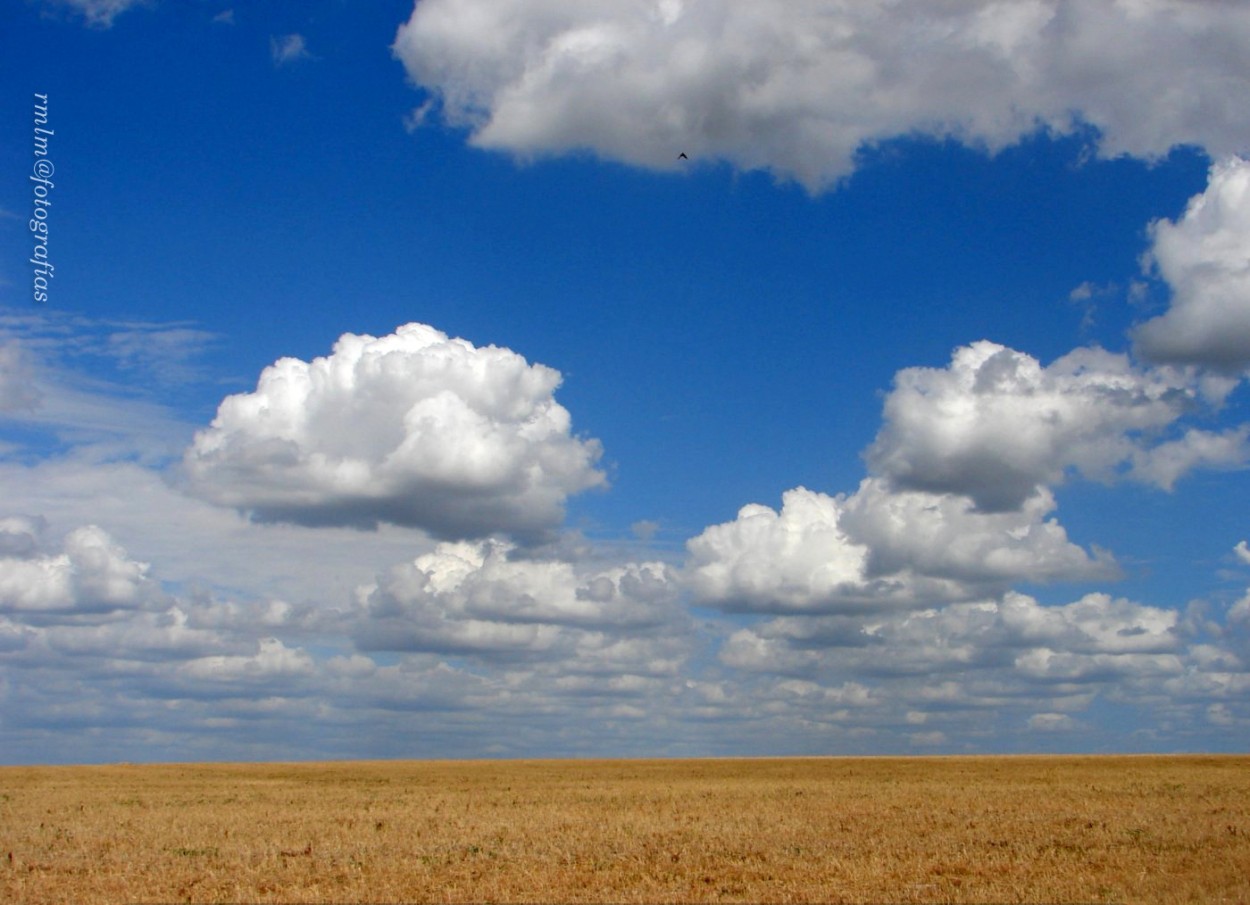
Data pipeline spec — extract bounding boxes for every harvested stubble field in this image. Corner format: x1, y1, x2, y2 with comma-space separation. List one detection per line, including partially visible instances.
1, 755, 1248, 904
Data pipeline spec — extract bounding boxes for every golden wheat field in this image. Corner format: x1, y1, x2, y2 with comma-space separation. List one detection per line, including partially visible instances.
1, 755, 1248, 904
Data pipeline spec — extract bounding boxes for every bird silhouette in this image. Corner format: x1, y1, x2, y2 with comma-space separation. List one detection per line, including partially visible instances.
678, 152, 688, 159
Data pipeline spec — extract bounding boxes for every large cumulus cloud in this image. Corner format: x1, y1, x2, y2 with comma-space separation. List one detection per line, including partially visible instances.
683, 331, 1247, 619
864, 341, 1238, 512
182, 323, 606, 542
684, 481, 1112, 615
394, 0, 1250, 189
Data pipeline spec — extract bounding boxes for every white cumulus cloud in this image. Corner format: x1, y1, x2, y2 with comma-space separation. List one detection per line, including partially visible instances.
182, 323, 606, 542
353, 538, 684, 664
179, 637, 315, 684
841, 480, 1116, 587
684, 488, 874, 614
865, 341, 1212, 511
684, 481, 1111, 615
393, 0, 1250, 190
1128, 426, 1250, 490
0, 522, 162, 614
1133, 157, 1250, 373
998, 591, 1179, 656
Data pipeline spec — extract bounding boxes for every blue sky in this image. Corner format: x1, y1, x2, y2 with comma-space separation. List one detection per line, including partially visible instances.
1, 0, 1249, 763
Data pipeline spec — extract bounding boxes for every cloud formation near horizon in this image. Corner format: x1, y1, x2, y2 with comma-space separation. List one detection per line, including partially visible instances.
5, 0, 1250, 762
353, 539, 686, 679
394, 0, 1250, 189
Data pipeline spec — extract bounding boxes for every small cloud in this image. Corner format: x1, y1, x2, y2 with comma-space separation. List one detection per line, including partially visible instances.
0, 515, 47, 558
271, 34, 312, 67
1067, 281, 1115, 333
1028, 712, 1080, 732
1066, 281, 1118, 304
43, 0, 147, 28
1129, 427, 1250, 491
402, 99, 438, 134
211, 9, 235, 26
1068, 282, 1095, 303
909, 730, 947, 747
631, 520, 661, 542
1235, 541, 1250, 566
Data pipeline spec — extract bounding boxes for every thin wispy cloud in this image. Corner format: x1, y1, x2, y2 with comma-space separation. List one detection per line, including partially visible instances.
270, 33, 312, 67
40, 0, 148, 28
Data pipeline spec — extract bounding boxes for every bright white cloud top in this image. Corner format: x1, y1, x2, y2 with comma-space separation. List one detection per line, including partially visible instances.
395, 0, 1250, 189
182, 324, 605, 542
1, 0, 1249, 762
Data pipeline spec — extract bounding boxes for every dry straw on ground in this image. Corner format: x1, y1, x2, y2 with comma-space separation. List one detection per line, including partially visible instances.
2, 755, 1247, 903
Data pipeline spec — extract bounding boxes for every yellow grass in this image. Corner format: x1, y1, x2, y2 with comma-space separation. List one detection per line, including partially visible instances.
2, 755, 1247, 904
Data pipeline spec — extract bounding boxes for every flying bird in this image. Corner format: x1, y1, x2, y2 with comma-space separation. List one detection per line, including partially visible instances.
678, 152, 688, 159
